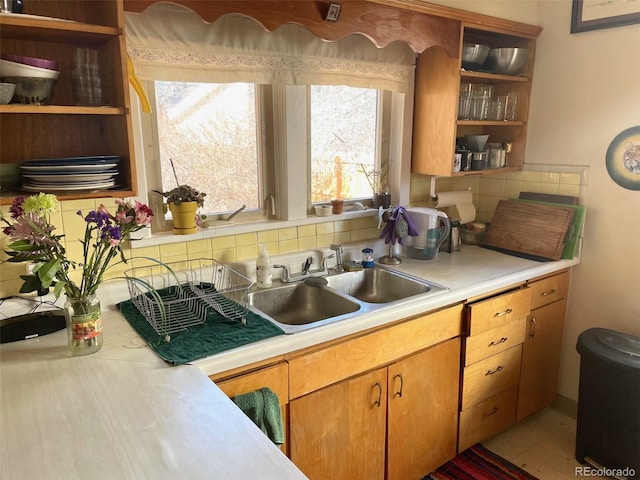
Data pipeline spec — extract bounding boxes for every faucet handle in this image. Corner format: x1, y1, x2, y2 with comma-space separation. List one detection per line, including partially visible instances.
273, 264, 290, 281
330, 243, 343, 251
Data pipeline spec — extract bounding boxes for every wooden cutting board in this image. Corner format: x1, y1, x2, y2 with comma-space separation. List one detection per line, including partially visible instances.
482, 200, 576, 261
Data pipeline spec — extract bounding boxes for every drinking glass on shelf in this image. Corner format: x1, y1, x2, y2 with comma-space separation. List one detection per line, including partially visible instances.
503, 92, 518, 121
458, 94, 472, 119
472, 84, 493, 98
487, 97, 505, 121
471, 95, 489, 120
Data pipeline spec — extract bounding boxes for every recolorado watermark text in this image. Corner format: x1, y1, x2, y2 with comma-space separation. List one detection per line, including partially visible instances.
575, 465, 636, 478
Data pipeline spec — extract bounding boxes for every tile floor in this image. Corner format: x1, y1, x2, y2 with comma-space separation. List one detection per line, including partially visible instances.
483, 407, 609, 479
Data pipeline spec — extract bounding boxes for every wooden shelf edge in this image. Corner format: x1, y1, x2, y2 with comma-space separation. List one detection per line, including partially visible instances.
0, 14, 119, 36
0, 105, 126, 115
452, 166, 521, 177
460, 71, 529, 82
0, 188, 137, 205
457, 120, 526, 127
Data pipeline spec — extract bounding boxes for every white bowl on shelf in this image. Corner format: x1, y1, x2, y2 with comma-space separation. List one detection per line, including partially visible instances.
0, 59, 60, 80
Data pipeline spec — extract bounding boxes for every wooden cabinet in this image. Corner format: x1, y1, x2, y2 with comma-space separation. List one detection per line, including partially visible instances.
288, 305, 463, 479
386, 340, 460, 480
211, 361, 289, 454
290, 339, 460, 480
412, 22, 541, 177
289, 368, 388, 480
517, 271, 569, 420
0, 0, 137, 204
459, 287, 531, 451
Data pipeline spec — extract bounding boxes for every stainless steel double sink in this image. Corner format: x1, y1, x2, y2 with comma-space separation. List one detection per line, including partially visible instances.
247, 266, 448, 334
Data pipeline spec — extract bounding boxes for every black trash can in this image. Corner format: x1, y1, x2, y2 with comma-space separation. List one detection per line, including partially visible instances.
576, 328, 640, 479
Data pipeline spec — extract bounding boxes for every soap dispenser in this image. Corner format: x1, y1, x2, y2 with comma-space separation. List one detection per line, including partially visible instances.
256, 244, 272, 288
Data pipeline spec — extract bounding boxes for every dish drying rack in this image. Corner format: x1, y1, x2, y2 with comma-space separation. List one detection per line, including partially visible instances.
124, 258, 253, 337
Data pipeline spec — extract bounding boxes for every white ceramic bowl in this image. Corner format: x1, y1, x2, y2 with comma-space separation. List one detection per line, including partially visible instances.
0, 59, 60, 80
314, 205, 332, 217
0, 82, 16, 104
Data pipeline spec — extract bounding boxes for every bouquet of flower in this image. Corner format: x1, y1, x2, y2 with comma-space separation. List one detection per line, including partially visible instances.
1, 193, 153, 298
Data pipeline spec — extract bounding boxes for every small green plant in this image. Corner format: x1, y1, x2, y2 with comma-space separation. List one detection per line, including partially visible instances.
153, 184, 207, 208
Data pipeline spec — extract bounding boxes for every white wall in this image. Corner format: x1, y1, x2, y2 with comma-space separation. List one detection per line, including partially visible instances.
431, 0, 640, 402
525, 1, 640, 401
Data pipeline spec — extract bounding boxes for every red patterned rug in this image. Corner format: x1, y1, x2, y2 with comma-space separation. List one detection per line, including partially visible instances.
423, 444, 539, 480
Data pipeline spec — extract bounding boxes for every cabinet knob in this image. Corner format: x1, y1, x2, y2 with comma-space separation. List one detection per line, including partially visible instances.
529, 317, 537, 338
485, 365, 504, 376
488, 337, 508, 347
373, 382, 382, 407
483, 406, 499, 418
393, 373, 404, 398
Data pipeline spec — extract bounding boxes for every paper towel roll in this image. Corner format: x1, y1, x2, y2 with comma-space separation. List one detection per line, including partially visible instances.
435, 189, 476, 224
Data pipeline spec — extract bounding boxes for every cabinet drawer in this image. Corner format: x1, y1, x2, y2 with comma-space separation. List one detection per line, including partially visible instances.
464, 317, 526, 366
459, 386, 517, 452
461, 345, 521, 410
528, 271, 569, 310
289, 304, 463, 399
467, 288, 531, 336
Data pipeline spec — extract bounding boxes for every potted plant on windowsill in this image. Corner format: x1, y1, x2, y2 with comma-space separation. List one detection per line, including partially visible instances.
153, 185, 206, 235
360, 162, 391, 208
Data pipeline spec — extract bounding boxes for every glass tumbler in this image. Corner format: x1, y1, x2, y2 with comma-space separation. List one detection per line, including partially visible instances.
72, 48, 106, 106
503, 92, 518, 121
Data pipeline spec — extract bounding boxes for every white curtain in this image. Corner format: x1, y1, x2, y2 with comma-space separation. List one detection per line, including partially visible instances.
125, 3, 416, 93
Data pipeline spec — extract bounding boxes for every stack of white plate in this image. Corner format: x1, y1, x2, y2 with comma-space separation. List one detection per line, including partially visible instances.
21, 156, 120, 192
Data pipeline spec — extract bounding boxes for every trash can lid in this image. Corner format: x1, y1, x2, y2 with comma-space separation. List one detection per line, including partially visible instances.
577, 328, 640, 373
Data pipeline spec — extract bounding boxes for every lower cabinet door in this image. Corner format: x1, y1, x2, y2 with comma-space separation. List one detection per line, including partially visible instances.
387, 338, 461, 480
517, 299, 567, 421
289, 368, 388, 480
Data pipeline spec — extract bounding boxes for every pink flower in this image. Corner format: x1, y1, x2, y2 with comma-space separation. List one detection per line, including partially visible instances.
134, 201, 154, 226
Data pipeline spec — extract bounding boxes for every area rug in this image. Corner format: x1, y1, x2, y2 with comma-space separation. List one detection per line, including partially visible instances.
423, 444, 539, 480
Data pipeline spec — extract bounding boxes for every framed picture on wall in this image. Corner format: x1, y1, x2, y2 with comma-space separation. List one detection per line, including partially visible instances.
571, 0, 640, 33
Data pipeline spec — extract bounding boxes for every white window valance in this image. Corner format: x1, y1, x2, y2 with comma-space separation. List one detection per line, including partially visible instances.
125, 3, 416, 93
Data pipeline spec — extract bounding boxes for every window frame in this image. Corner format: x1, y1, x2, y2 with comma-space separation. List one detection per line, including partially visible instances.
131, 82, 413, 236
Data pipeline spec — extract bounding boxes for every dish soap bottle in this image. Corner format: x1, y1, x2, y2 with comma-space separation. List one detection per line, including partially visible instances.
256, 244, 272, 288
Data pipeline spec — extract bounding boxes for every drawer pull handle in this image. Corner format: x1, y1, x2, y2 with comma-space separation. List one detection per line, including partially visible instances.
529, 318, 537, 338
393, 373, 404, 398
541, 289, 557, 296
483, 406, 499, 418
489, 337, 508, 347
373, 382, 382, 407
494, 308, 513, 317
485, 365, 504, 376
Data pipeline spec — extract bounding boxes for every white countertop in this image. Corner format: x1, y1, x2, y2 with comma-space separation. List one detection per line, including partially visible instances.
0, 245, 578, 479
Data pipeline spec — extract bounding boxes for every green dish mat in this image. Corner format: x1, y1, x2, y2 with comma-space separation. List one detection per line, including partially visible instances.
118, 291, 285, 366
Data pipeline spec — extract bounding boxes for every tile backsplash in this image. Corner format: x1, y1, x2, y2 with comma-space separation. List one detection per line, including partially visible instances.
410, 164, 589, 223
0, 200, 380, 298
0, 164, 588, 298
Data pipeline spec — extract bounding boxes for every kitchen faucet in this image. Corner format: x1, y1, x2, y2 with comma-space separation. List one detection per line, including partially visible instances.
274, 254, 336, 283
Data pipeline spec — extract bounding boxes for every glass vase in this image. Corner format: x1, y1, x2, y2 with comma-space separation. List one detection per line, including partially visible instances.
64, 293, 103, 356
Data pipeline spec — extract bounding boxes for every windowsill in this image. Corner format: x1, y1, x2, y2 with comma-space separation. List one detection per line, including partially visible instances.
130, 208, 379, 248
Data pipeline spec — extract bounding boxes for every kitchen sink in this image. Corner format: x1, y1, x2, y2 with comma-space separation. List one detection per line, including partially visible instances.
247, 266, 448, 334
325, 267, 435, 303
248, 283, 361, 333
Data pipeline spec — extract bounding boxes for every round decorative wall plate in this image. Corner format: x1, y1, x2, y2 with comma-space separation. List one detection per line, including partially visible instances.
606, 126, 640, 191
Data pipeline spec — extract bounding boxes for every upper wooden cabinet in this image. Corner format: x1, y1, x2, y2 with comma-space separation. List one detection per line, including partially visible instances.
0, 0, 137, 204
412, 21, 541, 177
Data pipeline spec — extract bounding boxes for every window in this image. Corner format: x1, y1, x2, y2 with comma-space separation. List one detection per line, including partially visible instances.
128, 6, 416, 232
150, 81, 263, 215
310, 85, 380, 203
